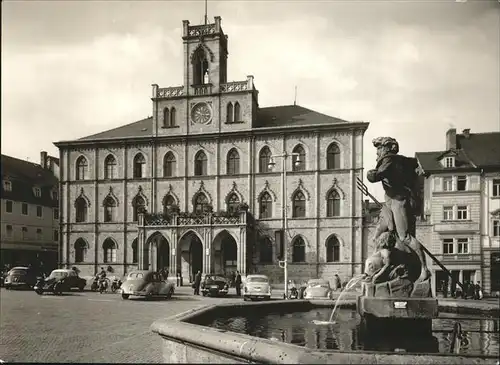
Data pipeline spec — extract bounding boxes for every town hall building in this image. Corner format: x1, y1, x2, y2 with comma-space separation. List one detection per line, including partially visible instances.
54, 16, 369, 284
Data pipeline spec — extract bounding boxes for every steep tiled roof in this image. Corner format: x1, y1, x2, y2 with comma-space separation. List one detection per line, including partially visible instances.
1, 155, 58, 207
74, 105, 351, 141
416, 131, 500, 172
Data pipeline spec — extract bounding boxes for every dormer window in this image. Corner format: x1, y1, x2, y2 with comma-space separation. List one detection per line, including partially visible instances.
444, 157, 455, 168
3, 180, 12, 192
34, 187, 41, 197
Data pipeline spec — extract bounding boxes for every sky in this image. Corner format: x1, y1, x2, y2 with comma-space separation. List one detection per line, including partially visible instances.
2, 0, 499, 200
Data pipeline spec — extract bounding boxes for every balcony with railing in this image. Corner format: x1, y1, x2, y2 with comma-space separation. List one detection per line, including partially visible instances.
156, 86, 184, 99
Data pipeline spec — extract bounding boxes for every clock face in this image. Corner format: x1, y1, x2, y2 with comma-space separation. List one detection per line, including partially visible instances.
191, 102, 212, 125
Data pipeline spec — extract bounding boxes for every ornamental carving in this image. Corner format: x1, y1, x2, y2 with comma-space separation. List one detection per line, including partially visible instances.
102, 186, 120, 206
162, 184, 180, 206
290, 179, 311, 201
191, 181, 213, 206
190, 102, 213, 125
225, 182, 244, 204
132, 185, 149, 206
257, 180, 277, 202
325, 178, 346, 200
75, 188, 91, 207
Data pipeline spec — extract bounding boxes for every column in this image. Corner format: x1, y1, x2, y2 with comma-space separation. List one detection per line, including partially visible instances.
430, 269, 437, 297
459, 270, 464, 284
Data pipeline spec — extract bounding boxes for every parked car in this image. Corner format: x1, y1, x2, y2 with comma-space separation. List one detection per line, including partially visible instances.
4, 266, 39, 289
303, 278, 334, 300
243, 274, 272, 301
201, 274, 229, 297
120, 270, 174, 300
34, 269, 87, 295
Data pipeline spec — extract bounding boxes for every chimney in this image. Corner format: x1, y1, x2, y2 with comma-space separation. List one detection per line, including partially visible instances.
446, 128, 456, 150
463, 128, 471, 139
40, 151, 47, 168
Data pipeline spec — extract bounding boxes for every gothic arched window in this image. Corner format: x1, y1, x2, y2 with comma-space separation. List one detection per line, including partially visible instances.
74, 238, 87, 263
327, 190, 341, 217
170, 107, 176, 126
259, 237, 273, 263
75, 197, 88, 223
259, 147, 272, 173
227, 193, 240, 213
163, 195, 175, 215
292, 145, 305, 172
227, 149, 240, 175
292, 191, 306, 218
133, 153, 146, 178
327, 143, 341, 169
163, 152, 176, 177
194, 151, 207, 176
326, 236, 340, 262
104, 155, 117, 179
259, 192, 272, 219
192, 47, 209, 85
234, 102, 241, 122
194, 193, 209, 214
226, 102, 233, 123
133, 196, 145, 222
292, 237, 306, 263
103, 196, 116, 222
76, 156, 88, 181
163, 108, 170, 127
103, 238, 117, 263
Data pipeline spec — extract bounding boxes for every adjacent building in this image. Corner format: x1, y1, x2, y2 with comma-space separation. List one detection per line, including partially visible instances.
416, 128, 500, 295
0, 153, 60, 271
54, 16, 370, 284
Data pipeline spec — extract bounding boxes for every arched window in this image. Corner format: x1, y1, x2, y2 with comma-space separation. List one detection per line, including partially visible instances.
194, 151, 207, 176
326, 236, 340, 262
234, 102, 241, 122
292, 191, 306, 218
227, 149, 240, 175
259, 237, 273, 263
133, 153, 146, 178
259, 192, 272, 219
327, 190, 341, 217
226, 102, 233, 123
170, 107, 176, 127
103, 238, 117, 263
227, 193, 240, 213
292, 237, 306, 263
74, 238, 87, 263
292, 145, 305, 172
132, 238, 138, 264
163, 152, 176, 177
103, 196, 116, 222
133, 196, 146, 222
192, 47, 209, 85
104, 155, 117, 179
194, 193, 209, 214
259, 147, 272, 173
327, 143, 341, 169
76, 156, 88, 181
163, 108, 170, 127
163, 195, 175, 215
75, 197, 88, 223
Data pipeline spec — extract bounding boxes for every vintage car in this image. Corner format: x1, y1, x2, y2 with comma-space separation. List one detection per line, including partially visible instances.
34, 269, 87, 295
201, 274, 229, 297
4, 266, 39, 289
243, 274, 272, 301
120, 270, 175, 300
303, 278, 334, 300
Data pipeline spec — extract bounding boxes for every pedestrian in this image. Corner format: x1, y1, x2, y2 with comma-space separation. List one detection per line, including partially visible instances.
231, 271, 236, 288
475, 281, 483, 300
333, 274, 341, 292
235, 271, 242, 296
164, 268, 169, 281
193, 270, 202, 295
442, 280, 449, 299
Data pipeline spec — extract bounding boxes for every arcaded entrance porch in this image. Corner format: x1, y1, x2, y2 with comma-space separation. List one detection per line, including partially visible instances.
211, 230, 238, 276
177, 231, 203, 283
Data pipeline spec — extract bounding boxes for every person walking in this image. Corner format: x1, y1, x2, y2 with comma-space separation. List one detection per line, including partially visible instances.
193, 271, 202, 295
235, 271, 242, 296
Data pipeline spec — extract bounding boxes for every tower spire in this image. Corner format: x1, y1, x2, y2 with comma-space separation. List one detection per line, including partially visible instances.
204, 0, 208, 25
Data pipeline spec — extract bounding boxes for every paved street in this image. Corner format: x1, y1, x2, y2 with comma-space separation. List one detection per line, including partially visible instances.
0, 286, 247, 363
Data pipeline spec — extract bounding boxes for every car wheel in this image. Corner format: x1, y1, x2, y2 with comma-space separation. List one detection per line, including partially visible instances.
35, 288, 44, 295
122, 294, 130, 300
202, 292, 207, 297
78, 285, 85, 292
265, 296, 271, 301
166, 289, 173, 299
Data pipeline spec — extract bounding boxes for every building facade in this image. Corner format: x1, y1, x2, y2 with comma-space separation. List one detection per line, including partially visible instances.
416, 128, 500, 295
54, 16, 370, 284
0, 153, 60, 271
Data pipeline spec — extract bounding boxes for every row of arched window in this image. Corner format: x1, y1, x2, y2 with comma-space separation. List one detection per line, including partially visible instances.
74, 188, 342, 223
75, 143, 341, 181
162, 107, 177, 128
226, 102, 241, 123
73, 235, 341, 264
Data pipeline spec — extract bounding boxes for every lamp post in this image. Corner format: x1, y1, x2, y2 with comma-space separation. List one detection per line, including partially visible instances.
268, 151, 302, 299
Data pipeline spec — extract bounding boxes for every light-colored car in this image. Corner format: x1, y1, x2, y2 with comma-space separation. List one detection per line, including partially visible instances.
243, 274, 272, 301
120, 270, 174, 300
303, 278, 334, 299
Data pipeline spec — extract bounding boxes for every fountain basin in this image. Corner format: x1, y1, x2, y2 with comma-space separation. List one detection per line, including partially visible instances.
151, 299, 498, 364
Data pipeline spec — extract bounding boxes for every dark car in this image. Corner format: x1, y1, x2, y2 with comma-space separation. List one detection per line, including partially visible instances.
201, 274, 229, 297
4, 266, 39, 289
34, 269, 87, 295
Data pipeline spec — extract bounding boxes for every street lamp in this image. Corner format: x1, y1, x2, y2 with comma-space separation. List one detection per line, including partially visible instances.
267, 151, 302, 299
